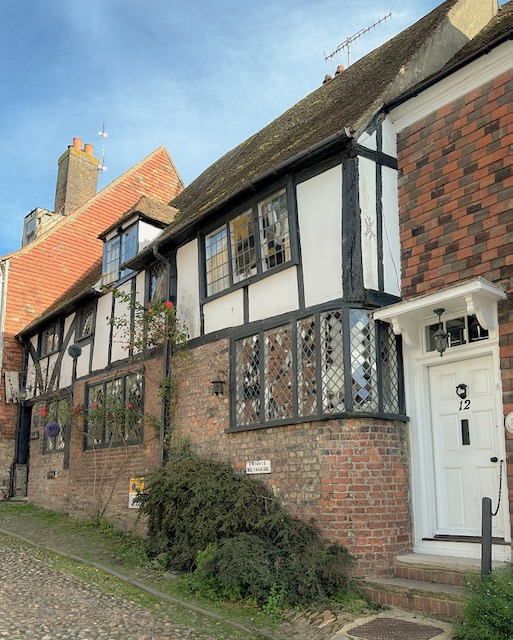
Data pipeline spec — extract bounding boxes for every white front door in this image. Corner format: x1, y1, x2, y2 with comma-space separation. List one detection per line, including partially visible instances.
429, 355, 505, 538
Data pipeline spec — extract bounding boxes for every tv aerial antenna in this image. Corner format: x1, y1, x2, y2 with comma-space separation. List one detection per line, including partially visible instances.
98, 123, 108, 173
324, 12, 391, 67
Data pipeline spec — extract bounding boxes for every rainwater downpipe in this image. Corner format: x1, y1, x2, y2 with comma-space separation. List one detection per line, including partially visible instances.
152, 245, 172, 466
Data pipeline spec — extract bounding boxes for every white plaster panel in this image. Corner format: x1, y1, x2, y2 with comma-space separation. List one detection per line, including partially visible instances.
92, 293, 113, 371
381, 118, 397, 158
177, 240, 201, 339
382, 166, 401, 297
76, 343, 91, 380
111, 282, 132, 363
138, 220, 163, 251
296, 165, 343, 307
135, 271, 146, 306
248, 267, 299, 322
360, 157, 379, 291
357, 130, 377, 151
59, 352, 73, 389
204, 290, 244, 334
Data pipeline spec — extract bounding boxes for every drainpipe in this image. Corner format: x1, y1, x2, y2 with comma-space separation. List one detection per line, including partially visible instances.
0, 260, 8, 372
152, 245, 172, 467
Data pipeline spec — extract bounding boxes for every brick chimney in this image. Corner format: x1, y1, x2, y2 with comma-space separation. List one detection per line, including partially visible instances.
54, 137, 100, 215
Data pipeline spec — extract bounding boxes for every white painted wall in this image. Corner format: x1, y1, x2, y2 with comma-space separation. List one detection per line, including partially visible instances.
110, 281, 132, 363
382, 166, 401, 297
138, 220, 163, 251
360, 157, 379, 291
382, 118, 397, 158
297, 165, 343, 307
76, 343, 91, 380
357, 130, 377, 151
248, 267, 299, 322
204, 289, 244, 334
92, 294, 112, 371
177, 240, 201, 339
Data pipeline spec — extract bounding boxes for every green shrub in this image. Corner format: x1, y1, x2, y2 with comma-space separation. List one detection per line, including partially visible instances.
139, 456, 354, 609
454, 565, 513, 640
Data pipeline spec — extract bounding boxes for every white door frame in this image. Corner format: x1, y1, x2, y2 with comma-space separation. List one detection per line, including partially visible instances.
374, 278, 510, 562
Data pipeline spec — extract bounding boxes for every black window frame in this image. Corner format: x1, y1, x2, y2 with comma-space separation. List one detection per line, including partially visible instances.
102, 223, 138, 286
84, 371, 144, 450
146, 260, 168, 304
228, 306, 405, 432
202, 183, 297, 301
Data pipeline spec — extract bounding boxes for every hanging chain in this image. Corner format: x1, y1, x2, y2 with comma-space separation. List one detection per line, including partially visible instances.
491, 459, 504, 517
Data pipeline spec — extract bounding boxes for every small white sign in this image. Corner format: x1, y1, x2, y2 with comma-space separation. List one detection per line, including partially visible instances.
246, 460, 271, 475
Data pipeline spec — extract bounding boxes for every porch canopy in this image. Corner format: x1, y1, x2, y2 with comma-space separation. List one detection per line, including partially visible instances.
374, 277, 507, 349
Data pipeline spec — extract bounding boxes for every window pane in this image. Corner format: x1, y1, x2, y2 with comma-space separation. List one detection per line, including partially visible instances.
379, 322, 400, 414
447, 317, 465, 347
235, 335, 260, 426
205, 226, 229, 296
120, 226, 137, 279
41, 323, 60, 357
258, 190, 290, 272
105, 378, 123, 443
102, 236, 120, 285
264, 325, 293, 421
297, 316, 317, 417
321, 311, 345, 413
125, 373, 143, 440
468, 314, 489, 342
87, 384, 104, 447
230, 210, 256, 283
350, 310, 378, 412
149, 262, 167, 302
79, 303, 95, 339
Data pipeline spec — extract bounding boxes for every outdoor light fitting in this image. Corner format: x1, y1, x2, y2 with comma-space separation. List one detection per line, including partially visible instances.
433, 308, 448, 357
211, 371, 227, 396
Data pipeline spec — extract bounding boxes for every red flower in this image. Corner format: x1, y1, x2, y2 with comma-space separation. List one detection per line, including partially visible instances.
92, 403, 98, 409
165, 301, 173, 308
127, 403, 134, 409
41, 408, 47, 417
74, 406, 80, 413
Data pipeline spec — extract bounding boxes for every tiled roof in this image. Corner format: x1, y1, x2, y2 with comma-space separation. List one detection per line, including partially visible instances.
4, 146, 184, 344
98, 195, 179, 239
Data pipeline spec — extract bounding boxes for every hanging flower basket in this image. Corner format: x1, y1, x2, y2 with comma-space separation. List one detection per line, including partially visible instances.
44, 422, 60, 438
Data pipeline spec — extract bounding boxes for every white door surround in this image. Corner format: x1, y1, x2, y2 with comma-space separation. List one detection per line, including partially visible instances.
375, 278, 510, 562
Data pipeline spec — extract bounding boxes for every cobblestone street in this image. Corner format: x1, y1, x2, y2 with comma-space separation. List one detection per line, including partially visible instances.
0, 535, 252, 640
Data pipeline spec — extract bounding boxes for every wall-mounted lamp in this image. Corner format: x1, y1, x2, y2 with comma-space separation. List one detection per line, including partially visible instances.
433, 308, 448, 357
68, 344, 82, 360
211, 371, 227, 397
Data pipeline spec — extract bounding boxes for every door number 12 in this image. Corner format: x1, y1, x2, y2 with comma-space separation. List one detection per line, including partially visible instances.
459, 399, 471, 411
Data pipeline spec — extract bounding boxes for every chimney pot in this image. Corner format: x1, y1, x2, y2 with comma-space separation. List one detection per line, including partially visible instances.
72, 137, 82, 150
335, 65, 345, 75
84, 143, 94, 156
323, 74, 332, 85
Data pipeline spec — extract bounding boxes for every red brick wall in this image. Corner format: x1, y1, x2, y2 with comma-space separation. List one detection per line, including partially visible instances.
173, 340, 412, 577
397, 69, 513, 536
27, 357, 162, 532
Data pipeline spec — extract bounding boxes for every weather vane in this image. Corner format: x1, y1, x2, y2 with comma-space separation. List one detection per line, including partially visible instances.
98, 123, 108, 173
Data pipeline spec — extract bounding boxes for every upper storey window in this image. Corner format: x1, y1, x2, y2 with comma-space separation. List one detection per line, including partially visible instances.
204, 188, 292, 297
102, 224, 138, 286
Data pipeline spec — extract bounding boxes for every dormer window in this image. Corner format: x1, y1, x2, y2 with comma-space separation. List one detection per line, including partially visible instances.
204, 187, 292, 297
102, 224, 138, 285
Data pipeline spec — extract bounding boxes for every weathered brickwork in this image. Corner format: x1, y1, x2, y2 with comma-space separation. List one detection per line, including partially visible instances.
397, 69, 513, 536
27, 357, 162, 532
173, 340, 412, 577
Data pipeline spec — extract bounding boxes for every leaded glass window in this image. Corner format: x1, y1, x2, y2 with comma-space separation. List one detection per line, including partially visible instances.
149, 262, 167, 302
41, 322, 61, 357
204, 188, 292, 298
258, 190, 291, 271
205, 227, 229, 296
85, 373, 143, 449
233, 307, 403, 429
43, 399, 67, 453
78, 303, 95, 339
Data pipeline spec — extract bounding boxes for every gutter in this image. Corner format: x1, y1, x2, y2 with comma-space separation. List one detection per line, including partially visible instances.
386, 27, 513, 112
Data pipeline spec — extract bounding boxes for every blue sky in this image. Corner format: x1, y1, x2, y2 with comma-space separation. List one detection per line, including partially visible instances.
0, 0, 450, 255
